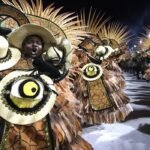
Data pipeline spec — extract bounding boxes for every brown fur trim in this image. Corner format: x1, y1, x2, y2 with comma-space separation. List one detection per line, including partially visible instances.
50, 109, 85, 149
80, 104, 132, 126
110, 90, 130, 108
70, 135, 93, 150
106, 61, 122, 73
103, 70, 125, 93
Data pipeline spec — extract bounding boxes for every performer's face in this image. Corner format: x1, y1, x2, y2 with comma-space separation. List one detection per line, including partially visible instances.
22, 35, 44, 58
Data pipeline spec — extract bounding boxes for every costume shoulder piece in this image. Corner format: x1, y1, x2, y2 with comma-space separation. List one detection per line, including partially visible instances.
2, 0, 87, 48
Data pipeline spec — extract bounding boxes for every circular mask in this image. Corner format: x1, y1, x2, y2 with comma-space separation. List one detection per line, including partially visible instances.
81, 63, 103, 81
0, 70, 56, 125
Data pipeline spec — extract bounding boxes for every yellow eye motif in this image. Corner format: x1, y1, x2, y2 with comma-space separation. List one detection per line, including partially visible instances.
0, 70, 57, 125
85, 66, 97, 77
10, 78, 44, 109
81, 63, 103, 81
21, 80, 39, 97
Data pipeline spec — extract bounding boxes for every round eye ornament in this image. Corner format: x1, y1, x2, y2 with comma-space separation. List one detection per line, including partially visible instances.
10, 78, 43, 109
94, 45, 114, 61
81, 63, 103, 81
0, 70, 56, 125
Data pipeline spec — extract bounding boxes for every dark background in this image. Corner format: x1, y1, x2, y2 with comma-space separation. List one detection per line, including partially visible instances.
0, 0, 150, 46
43, 0, 150, 34
45, 0, 150, 46
1, 0, 150, 31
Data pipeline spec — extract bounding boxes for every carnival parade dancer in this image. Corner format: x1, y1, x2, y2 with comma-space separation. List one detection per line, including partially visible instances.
0, 0, 93, 149
71, 9, 133, 126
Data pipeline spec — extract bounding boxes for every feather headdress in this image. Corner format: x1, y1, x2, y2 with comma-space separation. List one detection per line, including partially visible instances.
78, 7, 110, 34
2, 0, 87, 48
98, 22, 132, 48
139, 26, 150, 51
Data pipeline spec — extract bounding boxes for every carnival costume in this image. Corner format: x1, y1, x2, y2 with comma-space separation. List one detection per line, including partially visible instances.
71, 10, 133, 126
0, 0, 92, 149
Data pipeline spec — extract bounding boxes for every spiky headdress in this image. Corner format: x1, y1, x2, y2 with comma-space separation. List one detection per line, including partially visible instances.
77, 7, 110, 44
139, 26, 150, 51
2, 0, 87, 48
79, 7, 110, 34
98, 22, 131, 49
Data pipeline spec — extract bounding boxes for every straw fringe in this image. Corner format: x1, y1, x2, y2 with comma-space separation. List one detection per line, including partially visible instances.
50, 109, 93, 149
72, 74, 132, 126
106, 61, 123, 73
70, 135, 93, 150
103, 69, 125, 93
80, 102, 133, 126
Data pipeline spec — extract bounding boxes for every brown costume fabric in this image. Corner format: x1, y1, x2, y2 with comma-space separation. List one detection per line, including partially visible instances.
71, 50, 132, 126
0, 57, 93, 150
1, 119, 51, 149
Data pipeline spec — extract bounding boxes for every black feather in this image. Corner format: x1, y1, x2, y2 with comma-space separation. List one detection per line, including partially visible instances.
0, 26, 12, 36
32, 57, 61, 79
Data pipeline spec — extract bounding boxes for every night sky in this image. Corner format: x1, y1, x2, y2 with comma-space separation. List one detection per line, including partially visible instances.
0, 0, 150, 33
43, 0, 150, 46
44, 0, 150, 35
0, 0, 150, 44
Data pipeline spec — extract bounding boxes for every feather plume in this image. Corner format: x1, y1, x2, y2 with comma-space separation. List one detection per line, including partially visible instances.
78, 7, 110, 34
2, 0, 87, 48
103, 69, 125, 92
98, 22, 132, 45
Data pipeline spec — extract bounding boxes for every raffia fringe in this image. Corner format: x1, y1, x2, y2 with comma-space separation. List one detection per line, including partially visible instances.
81, 104, 133, 126
109, 90, 130, 108
70, 135, 93, 150
106, 61, 123, 73
103, 70, 125, 93
50, 110, 83, 149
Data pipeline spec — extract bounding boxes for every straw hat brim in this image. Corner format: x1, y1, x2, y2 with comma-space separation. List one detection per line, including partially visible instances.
8, 23, 57, 51
0, 47, 21, 71
0, 70, 56, 125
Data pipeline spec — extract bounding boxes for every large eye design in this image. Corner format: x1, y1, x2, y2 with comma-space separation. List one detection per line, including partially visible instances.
81, 63, 103, 81
0, 70, 57, 125
94, 45, 114, 60
9, 77, 44, 109
19, 79, 40, 98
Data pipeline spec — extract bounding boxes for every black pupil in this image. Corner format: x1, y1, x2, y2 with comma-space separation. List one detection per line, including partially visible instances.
31, 87, 36, 93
